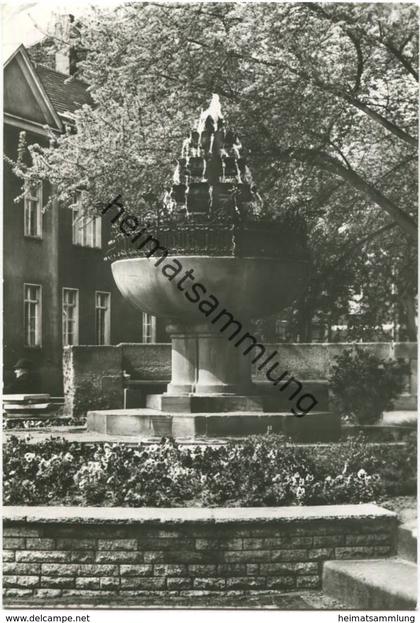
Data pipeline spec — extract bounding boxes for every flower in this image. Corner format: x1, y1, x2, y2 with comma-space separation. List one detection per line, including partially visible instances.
357, 469, 367, 479
24, 452, 36, 463
291, 472, 300, 485
296, 486, 305, 499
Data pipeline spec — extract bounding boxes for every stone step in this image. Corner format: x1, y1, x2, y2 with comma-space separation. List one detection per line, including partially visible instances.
323, 558, 417, 610
4, 414, 72, 423
398, 520, 417, 563
124, 380, 330, 411
4, 403, 54, 413
3, 394, 50, 403
49, 396, 65, 405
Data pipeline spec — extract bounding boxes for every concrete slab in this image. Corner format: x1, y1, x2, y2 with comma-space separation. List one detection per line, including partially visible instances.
3, 503, 396, 525
323, 558, 417, 610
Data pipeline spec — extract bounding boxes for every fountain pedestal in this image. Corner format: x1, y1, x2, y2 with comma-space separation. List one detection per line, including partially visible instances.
141, 322, 265, 415
87, 316, 339, 441
165, 323, 254, 397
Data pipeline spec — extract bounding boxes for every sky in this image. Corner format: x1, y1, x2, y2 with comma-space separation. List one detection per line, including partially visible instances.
2, 3, 69, 60
1, 1, 114, 62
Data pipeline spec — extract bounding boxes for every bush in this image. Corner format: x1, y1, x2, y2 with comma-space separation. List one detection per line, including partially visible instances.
3, 433, 415, 507
329, 347, 407, 424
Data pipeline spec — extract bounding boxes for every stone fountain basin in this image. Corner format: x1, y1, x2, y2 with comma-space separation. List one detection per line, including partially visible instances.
112, 256, 309, 321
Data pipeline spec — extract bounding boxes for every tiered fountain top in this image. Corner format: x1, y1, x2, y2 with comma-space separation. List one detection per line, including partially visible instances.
163, 94, 263, 224
109, 95, 309, 261
110, 95, 310, 322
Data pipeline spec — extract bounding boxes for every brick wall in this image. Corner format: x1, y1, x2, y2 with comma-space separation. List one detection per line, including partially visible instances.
3, 505, 397, 606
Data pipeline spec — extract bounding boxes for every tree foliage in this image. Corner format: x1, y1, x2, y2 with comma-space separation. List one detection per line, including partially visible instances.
8, 2, 418, 339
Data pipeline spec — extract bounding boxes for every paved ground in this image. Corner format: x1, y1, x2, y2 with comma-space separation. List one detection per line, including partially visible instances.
380, 496, 417, 522
383, 410, 417, 426
4, 590, 345, 609
3, 409, 416, 445
3, 427, 233, 445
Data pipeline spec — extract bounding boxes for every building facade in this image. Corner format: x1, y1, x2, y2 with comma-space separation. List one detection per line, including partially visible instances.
3, 45, 165, 394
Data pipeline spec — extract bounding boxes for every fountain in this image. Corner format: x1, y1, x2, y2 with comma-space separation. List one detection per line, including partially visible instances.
88, 95, 339, 440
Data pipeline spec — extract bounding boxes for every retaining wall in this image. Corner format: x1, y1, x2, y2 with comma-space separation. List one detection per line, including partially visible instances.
3, 504, 397, 606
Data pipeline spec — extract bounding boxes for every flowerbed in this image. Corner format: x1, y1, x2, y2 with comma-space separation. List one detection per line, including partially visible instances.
4, 433, 416, 507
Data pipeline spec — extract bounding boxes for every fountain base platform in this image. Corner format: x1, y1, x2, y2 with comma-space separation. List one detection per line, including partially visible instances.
87, 406, 340, 442
87, 380, 340, 442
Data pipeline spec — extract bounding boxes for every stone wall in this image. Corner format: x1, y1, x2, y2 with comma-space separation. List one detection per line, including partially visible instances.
63, 346, 123, 418
64, 344, 172, 417
253, 342, 417, 410
252, 342, 417, 386
64, 342, 417, 416
121, 343, 172, 380
3, 505, 396, 606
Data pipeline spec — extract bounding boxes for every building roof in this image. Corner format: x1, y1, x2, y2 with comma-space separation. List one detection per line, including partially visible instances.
34, 63, 92, 116
4, 45, 93, 135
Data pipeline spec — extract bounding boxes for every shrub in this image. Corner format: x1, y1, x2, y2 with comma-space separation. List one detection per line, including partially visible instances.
329, 347, 407, 424
3, 433, 415, 507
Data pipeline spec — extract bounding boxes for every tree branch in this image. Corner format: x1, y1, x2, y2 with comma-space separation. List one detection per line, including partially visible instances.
305, 3, 418, 82
346, 31, 364, 93
274, 147, 418, 240
344, 95, 417, 146
384, 38, 418, 81
231, 49, 417, 146
339, 222, 397, 262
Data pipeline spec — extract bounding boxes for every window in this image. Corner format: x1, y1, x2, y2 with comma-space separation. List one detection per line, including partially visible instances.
95, 291, 111, 345
62, 288, 79, 346
72, 196, 101, 248
24, 183, 42, 238
24, 284, 42, 347
142, 312, 156, 344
